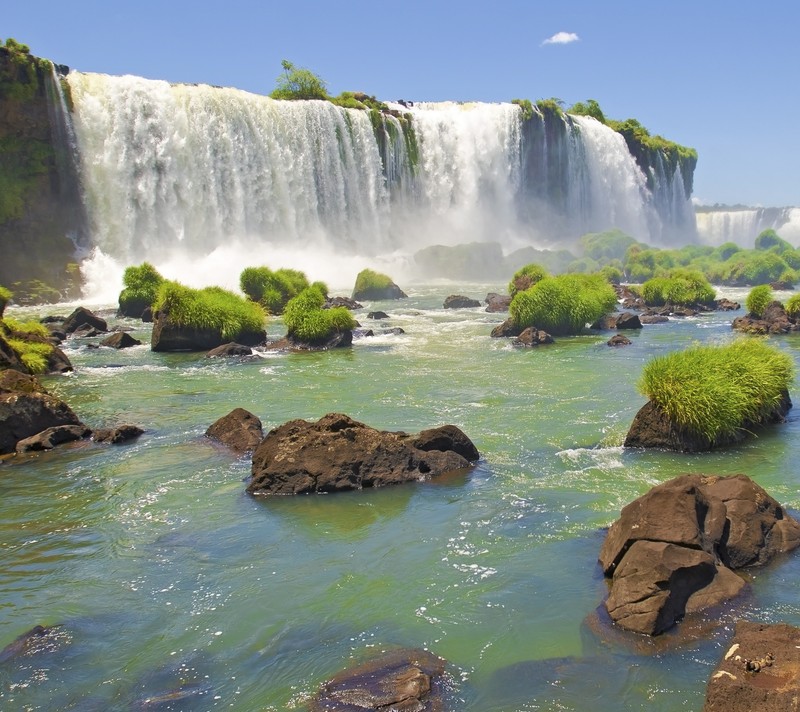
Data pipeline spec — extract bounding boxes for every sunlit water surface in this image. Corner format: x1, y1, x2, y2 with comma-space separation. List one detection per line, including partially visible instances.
1, 285, 799, 711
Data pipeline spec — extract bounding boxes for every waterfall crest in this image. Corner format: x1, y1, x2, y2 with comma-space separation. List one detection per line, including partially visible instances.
66, 72, 698, 291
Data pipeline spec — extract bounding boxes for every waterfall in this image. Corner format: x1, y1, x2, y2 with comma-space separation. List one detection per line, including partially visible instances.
695, 207, 800, 247
65, 72, 698, 294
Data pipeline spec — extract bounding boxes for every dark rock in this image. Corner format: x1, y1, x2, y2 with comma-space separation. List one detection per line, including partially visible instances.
63, 306, 107, 334
326, 296, 363, 310
92, 424, 144, 444
46, 346, 73, 374
715, 298, 740, 311
367, 311, 390, 320
141, 307, 154, 323
703, 621, 800, 711
381, 327, 405, 336
16, 424, 91, 453
770, 280, 795, 290
592, 314, 618, 330
72, 324, 105, 338
0, 332, 25, 372
100, 332, 142, 349
599, 474, 800, 635
615, 312, 643, 329
732, 301, 798, 334
490, 318, 523, 338
353, 282, 408, 301
309, 648, 446, 712
443, 294, 481, 309
0, 370, 46, 394
670, 305, 698, 317
151, 310, 265, 352
248, 413, 479, 495
0, 391, 85, 455
621, 297, 646, 310
40, 316, 66, 324
206, 408, 263, 454
484, 292, 512, 313
205, 342, 253, 358
117, 295, 151, 319
353, 328, 375, 339
639, 314, 669, 324
625, 391, 792, 452
0, 624, 66, 663
513, 327, 554, 347
47, 327, 66, 342
607, 334, 632, 346
287, 329, 353, 351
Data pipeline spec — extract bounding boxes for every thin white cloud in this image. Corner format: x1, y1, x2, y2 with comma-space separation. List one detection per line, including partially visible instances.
542, 31, 580, 46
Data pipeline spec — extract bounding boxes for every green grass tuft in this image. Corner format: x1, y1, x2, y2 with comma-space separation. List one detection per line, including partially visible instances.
640, 269, 716, 306
785, 293, 800, 318
240, 266, 310, 315
7, 338, 52, 374
638, 339, 794, 442
509, 273, 617, 335
283, 285, 356, 343
745, 285, 773, 317
119, 262, 164, 313
153, 282, 266, 341
508, 263, 548, 297
353, 269, 394, 296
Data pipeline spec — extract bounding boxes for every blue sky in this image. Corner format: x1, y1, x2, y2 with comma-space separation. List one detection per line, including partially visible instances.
5, 0, 798, 207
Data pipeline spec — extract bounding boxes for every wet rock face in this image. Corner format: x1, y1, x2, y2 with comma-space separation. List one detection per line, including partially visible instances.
0, 391, 85, 455
732, 301, 799, 335
309, 648, 446, 712
599, 474, 800, 636
206, 408, 263, 454
443, 295, 481, 309
63, 307, 108, 334
151, 311, 265, 352
248, 413, 479, 495
703, 621, 800, 711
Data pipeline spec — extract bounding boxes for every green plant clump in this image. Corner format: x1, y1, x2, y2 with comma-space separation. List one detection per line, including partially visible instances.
785, 293, 800, 318
239, 266, 309, 315
511, 99, 534, 121
579, 229, 639, 263
1, 314, 54, 374
119, 262, 165, 315
754, 229, 792, 253
640, 269, 716, 306
153, 282, 266, 341
638, 339, 794, 442
508, 263, 548, 297
509, 273, 618, 336
270, 60, 328, 101
745, 285, 774, 317
283, 285, 356, 344
353, 269, 393, 295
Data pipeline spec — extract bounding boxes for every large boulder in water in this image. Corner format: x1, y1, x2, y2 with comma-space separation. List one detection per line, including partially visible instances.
206, 408, 263, 454
0, 391, 85, 455
732, 301, 799, 334
443, 294, 481, 309
703, 620, 800, 711
151, 311, 265, 352
63, 306, 107, 334
599, 474, 800, 635
309, 648, 446, 712
248, 413, 479, 495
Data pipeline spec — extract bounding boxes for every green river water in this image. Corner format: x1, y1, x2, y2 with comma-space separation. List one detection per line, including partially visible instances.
2, 284, 799, 711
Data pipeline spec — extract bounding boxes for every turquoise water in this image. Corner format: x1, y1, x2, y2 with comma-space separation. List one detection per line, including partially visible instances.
2, 285, 799, 711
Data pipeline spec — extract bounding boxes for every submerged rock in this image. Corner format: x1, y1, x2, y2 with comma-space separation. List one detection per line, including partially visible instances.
703, 620, 800, 711
0, 391, 85, 455
16, 424, 91, 453
100, 332, 142, 349
490, 318, 523, 338
512, 327, 554, 347
484, 293, 511, 313
607, 334, 632, 346
205, 342, 253, 358
248, 413, 479, 495
206, 408, 263, 454
92, 424, 144, 444
309, 648, 446, 712
599, 474, 800, 635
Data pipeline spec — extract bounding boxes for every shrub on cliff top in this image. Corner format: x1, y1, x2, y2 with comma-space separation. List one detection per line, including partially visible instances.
1, 315, 53, 374
510, 273, 617, 336
283, 285, 355, 344
153, 282, 265, 341
638, 339, 794, 443
745, 285, 774, 317
640, 269, 716, 306
270, 60, 328, 101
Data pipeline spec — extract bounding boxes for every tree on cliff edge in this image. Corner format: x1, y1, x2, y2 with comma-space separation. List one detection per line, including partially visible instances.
270, 60, 328, 101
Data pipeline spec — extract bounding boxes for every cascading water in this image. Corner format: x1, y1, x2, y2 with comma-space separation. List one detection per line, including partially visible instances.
695, 206, 800, 247
65, 72, 698, 296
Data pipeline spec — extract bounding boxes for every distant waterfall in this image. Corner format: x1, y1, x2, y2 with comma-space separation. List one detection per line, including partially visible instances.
695, 207, 800, 247
66, 72, 698, 292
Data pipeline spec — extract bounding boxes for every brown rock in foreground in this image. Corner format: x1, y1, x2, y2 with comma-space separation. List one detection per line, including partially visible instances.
703, 621, 800, 711
206, 408, 263, 454
599, 474, 800, 635
248, 413, 479, 495
310, 648, 446, 712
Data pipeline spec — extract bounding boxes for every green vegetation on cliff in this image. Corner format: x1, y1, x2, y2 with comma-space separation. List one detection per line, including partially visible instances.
638, 339, 794, 443
0, 313, 54, 374
353, 269, 394, 296
640, 269, 716, 307
508, 263, 548, 297
745, 285, 773, 317
510, 273, 617, 335
153, 282, 266, 341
